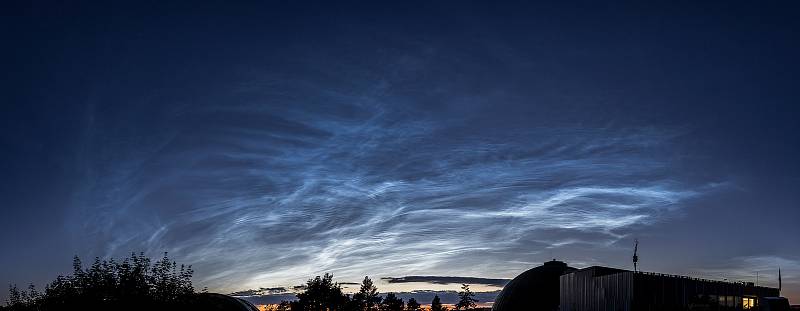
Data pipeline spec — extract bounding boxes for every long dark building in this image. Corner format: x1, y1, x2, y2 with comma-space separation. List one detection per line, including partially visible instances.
493, 261, 788, 311
559, 266, 782, 311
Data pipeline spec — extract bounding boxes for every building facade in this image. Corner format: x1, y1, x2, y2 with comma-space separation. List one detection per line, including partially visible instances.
559, 266, 780, 311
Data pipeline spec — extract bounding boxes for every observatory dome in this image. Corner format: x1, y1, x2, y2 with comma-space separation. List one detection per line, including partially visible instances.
188, 293, 260, 311
492, 260, 575, 311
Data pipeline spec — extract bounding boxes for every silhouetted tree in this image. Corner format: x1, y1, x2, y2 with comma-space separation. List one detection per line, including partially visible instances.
295, 273, 348, 311
405, 298, 421, 311
4, 252, 195, 311
149, 253, 194, 302
430, 295, 445, 311
5, 284, 38, 309
455, 284, 477, 310
350, 276, 381, 311
380, 293, 403, 311
6, 284, 43, 310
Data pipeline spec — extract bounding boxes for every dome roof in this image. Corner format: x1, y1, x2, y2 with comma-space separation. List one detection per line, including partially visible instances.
187, 293, 260, 311
492, 260, 575, 311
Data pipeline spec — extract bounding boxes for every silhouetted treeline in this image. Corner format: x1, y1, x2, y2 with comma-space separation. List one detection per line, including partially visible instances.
3, 254, 482, 311
2, 253, 199, 311
280, 274, 479, 311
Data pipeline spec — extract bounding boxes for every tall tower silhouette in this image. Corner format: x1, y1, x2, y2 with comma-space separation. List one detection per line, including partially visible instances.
633, 239, 639, 272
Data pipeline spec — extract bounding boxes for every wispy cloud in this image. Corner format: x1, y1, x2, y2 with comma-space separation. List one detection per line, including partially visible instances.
68, 58, 708, 295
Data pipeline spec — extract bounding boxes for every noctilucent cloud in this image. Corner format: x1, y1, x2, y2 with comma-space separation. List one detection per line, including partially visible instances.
3, 1, 799, 303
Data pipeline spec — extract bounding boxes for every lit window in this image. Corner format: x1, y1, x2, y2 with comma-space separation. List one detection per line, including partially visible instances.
743, 297, 755, 309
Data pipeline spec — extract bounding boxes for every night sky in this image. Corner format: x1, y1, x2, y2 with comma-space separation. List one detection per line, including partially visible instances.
3, 0, 799, 303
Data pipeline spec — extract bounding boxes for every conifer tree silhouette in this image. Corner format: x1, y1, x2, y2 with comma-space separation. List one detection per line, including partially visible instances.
430, 295, 445, 311
455, 284, 477, 310
405, 298, 421, 311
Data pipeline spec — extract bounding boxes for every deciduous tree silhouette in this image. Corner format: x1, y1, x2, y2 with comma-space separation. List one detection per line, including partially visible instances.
295, 273, 349, 311
3, 252, 195, 311
5, 284, 37, 309
455, 284, 477, 310
380, 292, 403, 311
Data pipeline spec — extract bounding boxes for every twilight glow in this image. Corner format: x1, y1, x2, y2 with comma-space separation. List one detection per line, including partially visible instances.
3, 0, 799, 304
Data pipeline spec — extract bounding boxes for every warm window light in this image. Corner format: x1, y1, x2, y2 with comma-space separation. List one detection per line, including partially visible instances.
743, 297, 755, 309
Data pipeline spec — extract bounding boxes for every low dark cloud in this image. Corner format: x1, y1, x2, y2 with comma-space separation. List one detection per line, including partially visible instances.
382, 276, 509, 287
229, 287, 289, 296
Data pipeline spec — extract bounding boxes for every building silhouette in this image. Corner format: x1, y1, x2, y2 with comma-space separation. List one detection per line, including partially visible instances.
492, 260, 575, 311
493, 261, 788, 311
560, 266, 783, 311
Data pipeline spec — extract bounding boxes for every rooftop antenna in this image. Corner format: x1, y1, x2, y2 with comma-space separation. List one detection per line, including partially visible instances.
633, 239, 639, 273
779, 267, 782, 295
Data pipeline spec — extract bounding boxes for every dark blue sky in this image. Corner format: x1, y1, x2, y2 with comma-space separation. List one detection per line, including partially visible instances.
2, 0, 799, 302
